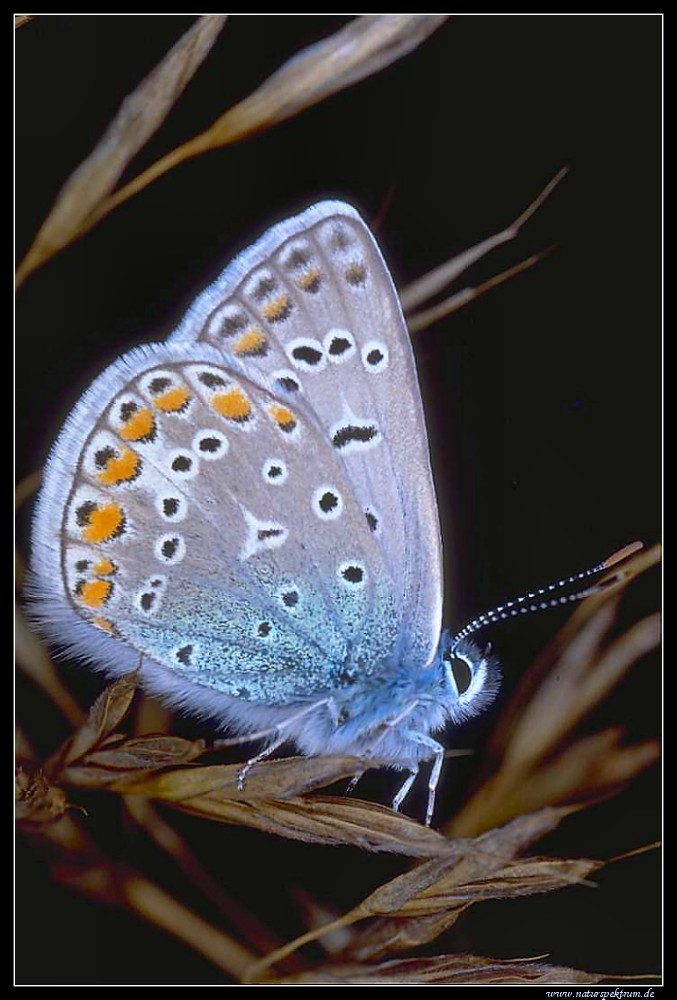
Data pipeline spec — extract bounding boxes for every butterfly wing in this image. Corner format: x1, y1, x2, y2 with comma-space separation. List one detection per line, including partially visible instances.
170, 202, 443, 669
30, 341, 401, 712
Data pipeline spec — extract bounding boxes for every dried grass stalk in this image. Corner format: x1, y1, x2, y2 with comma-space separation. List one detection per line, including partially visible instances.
16, 15, 227, 286
16, 15, 447, 286
244, 806, 580, 978
401, 167, 567, 319
449, 545, 660, 838
266, 953, 606, 985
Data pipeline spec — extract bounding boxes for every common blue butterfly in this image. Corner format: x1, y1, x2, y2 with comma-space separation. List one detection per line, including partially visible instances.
30, 201, 608, 824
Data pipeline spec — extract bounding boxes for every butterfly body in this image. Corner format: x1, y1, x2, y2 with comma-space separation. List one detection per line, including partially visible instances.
29, 201, 500, 821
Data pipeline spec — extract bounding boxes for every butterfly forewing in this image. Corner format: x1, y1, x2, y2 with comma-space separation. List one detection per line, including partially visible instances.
171, 202, 443, 670
33, 341, 403, 705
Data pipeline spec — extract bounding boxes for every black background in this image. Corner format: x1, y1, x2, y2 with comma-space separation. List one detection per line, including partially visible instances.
16, 15, 661, 986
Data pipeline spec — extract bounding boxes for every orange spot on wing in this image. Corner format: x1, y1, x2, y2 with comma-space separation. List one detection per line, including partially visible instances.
212, 388, 252, 422
82, 504, 125, 543
93, 558, 117, 576
79, 579, 113, 608
261, 293, 291, 321
297, 267, 321, 291
345, 262, 367, 286
93, 616, 114, 634
268, 404, 297, 431
232, 328, 267, 357
153, 386, 191, 412
96, 447, 140, 485
119, 407, 155, 442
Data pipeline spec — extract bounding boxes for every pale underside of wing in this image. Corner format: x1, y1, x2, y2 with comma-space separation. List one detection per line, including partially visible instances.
32, 342, 400, 706
171, 201, 443, 669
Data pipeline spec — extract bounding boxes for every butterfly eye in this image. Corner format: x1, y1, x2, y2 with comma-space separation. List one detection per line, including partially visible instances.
449, 656, 472, 695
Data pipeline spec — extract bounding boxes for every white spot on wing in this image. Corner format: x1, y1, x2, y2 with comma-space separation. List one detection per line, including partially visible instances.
240, 508, 289, 561
312, 484, 344, 520
324, 328, 356, 364
361, 340, 389, 373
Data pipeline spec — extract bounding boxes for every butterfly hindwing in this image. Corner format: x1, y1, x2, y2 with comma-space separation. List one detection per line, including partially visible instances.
171, 202, 443, 670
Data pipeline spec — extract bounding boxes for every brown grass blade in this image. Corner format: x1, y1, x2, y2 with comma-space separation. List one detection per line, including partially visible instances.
266, 953, 604, 985
15, 15, 34, 28
15, 762, 68, 826
16, 16, 227, 287
53, 672, 138, 771
346, 845, 601, 961
15, 606, 85, 726
97, 16, 449, 218
167, 794, 454, 858
82, 734, 206, 770
114, 754, 370, 801
122, 876, 257, 980
245, 807, 574, 979
449, 545, 661, 838
39, 815, 258, 980
14, 469, 42, 510
406, 250, 551, 334
17, 16, 447, 287
123, 796, 286, 958
400, 167, 568, 313
350, 806, 576, 920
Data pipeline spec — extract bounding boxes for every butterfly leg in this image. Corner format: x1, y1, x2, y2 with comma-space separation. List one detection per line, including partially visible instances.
236, 696, 335, 790
346, 771, 364, 795
237, 733, 287, 791
425, 742, 445, 827
400, 732, 445, 826
391, 767, 419, 813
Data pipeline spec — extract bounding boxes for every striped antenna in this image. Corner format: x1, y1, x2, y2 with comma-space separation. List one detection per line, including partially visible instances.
450, 542, 642, 650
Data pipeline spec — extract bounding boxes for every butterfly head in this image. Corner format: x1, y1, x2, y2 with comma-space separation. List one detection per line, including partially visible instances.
435, 633, 502, 724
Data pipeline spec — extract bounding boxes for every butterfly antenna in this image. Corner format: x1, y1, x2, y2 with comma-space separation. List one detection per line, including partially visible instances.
450, 541, 643, 649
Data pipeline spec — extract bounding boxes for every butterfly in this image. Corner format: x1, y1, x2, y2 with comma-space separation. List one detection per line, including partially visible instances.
29, 200, 551, 825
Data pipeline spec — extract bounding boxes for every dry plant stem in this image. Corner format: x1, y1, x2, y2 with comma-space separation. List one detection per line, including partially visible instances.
243, 807, 576, 982
265, 955, 606, 986
90, 17, 448, 226
15, 15, 34, 28
448, 549, 661, 839
16, 16, 227, 287
123, 874, 258, 978
406, 251, 551, 334
16, 16, 447, 287
123, 796, 285, 957
29, 808, 259, 978
163, 794, 454, 857
132, 692, 173, 736
344, 854, 601, 963
400, 167, 568, 313
15, 607, 85, 727
15, 469, 42, 510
